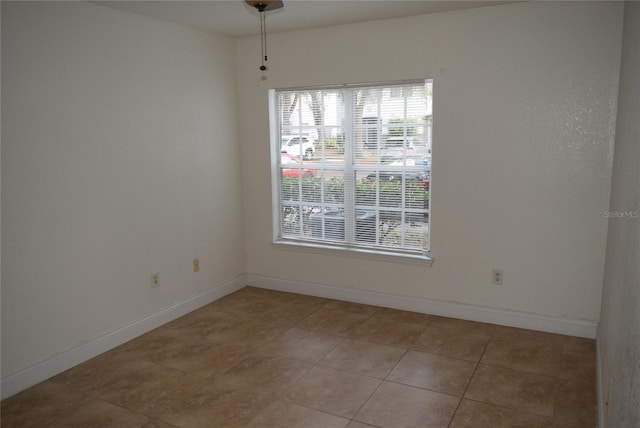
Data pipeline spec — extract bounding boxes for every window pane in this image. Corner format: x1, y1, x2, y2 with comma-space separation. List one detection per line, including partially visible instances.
274, 80, 432, 257
280, 176, 301, 202
379, 179, 402, 208
355, 210, 378, 244
316, 127, 345, 164
355, 179, 376, 207
310, 209, 346, 242
405, 179, 428, 210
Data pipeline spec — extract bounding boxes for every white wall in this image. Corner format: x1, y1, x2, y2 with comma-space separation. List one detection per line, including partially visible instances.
237, 2, 622, 326
598, 2, 640, 426
1, 1, 244, 385
0, 2, 3, 384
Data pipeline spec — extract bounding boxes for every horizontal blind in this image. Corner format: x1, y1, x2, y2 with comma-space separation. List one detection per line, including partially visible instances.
274, 80, 432, 257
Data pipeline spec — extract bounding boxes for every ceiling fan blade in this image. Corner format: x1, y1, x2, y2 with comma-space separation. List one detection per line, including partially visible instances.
264, 0, 283, 11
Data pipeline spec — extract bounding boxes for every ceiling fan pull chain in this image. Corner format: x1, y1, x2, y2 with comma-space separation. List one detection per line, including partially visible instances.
245, 0, 283, 71
260, 9, 267, 70
263, 10, 268, 64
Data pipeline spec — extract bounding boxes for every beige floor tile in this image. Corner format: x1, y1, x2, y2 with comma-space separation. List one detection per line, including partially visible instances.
264, 290, 329, 307
205, 317, 295, 346
355, 381, 459, 428
232, 286, 276, 298
560, 344, 596, 382
216, 354, 313, 394
552, 408, 597, 428
464, 364, 556, 417
413, 325, 491, 362
142, 420, 179, 428
323, 300, 380, 315
481, 333, 563, 376
0, 381, 92, 428
159, 307, 245, 336
492, 326, 565, 346
256, 304, 323, 323
350, 317, 425, 348
1, 289, 598, 428
554, 376, 597, 420
246, 400, 349, 428
258, 327, 343, 363
48, 399, 149, 427
449, 399, 552, 428
157, 382, 272, 428
563, 336, 596, 353
429, 316, 496, 335
283, 365, 381, 418
346, 422, 378, 428
98, 364, 207, 418
160, 342, 254, 377
239, 287, 328, 307
110, 328, 202, 364
373, 307, 433, 325
387, 350, 476, 396
206, 289, 280, 311
50, 358, 157, 397
297, 307, 370, 336
320, 339, 406, 378
206, 292, 320, 322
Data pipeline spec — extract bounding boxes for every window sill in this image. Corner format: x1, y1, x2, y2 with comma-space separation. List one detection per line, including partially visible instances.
271, 240, 434, 266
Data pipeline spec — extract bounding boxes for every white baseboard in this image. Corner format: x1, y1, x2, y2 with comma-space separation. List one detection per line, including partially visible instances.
3, 273, 598, 400
0, 275, 246, 400
246, 273, 597, 339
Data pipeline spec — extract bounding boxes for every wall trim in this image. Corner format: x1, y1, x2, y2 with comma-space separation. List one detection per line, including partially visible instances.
0, 274, 247, 400
3, 273, 599, 400
246, 273, 597, 339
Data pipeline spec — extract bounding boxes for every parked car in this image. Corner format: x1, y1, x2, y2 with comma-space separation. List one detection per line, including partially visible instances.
281, 135, 315, 160
381, 136, 430, 163
281, 153, 316, 178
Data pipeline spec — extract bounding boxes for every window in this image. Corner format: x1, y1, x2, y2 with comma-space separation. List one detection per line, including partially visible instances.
270, 80, 433, 260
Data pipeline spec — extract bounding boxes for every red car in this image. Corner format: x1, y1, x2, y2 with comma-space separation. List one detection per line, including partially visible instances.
281, 153, 316, 178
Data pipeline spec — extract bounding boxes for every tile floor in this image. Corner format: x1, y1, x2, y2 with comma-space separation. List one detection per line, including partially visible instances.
1, 286, 597, 428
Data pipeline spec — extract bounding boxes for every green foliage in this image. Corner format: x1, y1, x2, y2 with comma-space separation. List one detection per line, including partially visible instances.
280, 175, 429, 247
322, 137, 345, 154
324, 177, 345, 203
280, 176, 300, 201
282, 176, 428, 208
355, 180, 376, 206
387, 118, 420, 137
281, 176, 344, 204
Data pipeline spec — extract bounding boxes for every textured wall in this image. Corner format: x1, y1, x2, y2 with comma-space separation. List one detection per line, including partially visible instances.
1, 2, 244, 379
237, 1, 622, 323
598, 2, 640, 427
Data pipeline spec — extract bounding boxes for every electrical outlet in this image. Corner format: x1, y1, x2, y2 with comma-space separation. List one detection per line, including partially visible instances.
492, 269, 503, 285
193, 258, 200, 273
151, 272, 160, 288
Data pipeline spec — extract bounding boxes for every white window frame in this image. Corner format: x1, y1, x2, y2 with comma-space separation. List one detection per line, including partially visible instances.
269, 80, 433, 263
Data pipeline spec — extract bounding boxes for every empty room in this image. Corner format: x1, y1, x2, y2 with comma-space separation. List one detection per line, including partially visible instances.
1, 1, 638, 427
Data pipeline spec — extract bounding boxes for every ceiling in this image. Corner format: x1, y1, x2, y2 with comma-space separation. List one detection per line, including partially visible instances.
92, 0, 514, 37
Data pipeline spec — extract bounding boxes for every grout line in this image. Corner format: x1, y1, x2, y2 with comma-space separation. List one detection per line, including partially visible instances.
445, 329, 492, 428
349, 374, 387, 425
6, 287, 593, 427
381, 379, 467, 401
342, 345, 412, 426
461, 397, 557, 420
